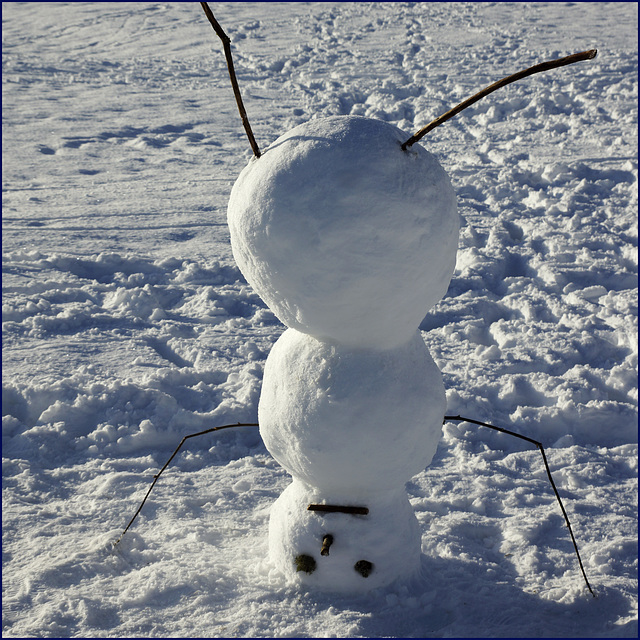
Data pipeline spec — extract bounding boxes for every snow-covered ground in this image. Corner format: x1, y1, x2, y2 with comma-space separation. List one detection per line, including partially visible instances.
2, 2, 637, 637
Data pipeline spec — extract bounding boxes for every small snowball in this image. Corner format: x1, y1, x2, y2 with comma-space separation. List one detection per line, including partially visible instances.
268, 480, 422, 592
232, 479, 252, 493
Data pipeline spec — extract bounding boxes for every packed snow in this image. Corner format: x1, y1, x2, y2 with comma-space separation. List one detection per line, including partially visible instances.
259, 329, 445, 493
2, 1, 638, 637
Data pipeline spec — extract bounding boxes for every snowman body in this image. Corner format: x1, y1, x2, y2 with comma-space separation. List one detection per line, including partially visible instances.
228, 115, 459, 591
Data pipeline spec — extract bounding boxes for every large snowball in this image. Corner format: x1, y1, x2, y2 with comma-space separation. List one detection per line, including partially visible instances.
228, 115, 459, 349
258, 328, 446, 493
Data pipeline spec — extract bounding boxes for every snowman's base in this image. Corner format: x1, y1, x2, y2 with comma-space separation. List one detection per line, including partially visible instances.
268, 479, 421, 592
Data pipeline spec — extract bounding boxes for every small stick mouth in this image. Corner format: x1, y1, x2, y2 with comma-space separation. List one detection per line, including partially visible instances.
307, 504, 369, 516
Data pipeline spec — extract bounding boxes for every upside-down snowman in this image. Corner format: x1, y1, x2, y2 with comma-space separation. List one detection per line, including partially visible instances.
228, 115, 459, 591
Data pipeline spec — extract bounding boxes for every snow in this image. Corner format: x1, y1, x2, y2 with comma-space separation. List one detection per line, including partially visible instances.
228, 115, 458, 348
2, 1, 638, 637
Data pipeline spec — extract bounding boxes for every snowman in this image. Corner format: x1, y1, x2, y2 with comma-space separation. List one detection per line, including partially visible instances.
228, 115, 459, 591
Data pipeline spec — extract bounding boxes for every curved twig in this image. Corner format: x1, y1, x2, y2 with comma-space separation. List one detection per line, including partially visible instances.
444, 414, 596, 598
200, 2, 261, 158
402, 49, 597, 150
114, 422, 260, 545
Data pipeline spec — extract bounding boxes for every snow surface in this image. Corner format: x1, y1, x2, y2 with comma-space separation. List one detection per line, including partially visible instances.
2, 1, 638, 637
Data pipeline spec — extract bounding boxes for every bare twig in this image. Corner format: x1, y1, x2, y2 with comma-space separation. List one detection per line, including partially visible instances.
444, 414, 596, 598
200, 2, 261, 157
402, 49, 597, 150
114, 422, 259, 545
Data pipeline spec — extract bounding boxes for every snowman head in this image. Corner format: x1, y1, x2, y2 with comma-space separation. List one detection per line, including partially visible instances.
228, 115, 459, 348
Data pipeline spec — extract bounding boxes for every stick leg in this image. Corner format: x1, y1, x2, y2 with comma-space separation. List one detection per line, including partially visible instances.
200, 2, 261, 158
402, 49, 597, 148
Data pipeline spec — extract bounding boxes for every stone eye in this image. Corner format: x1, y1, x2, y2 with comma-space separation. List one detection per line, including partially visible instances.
354, 560, 373, 577
294, 554, 316, 574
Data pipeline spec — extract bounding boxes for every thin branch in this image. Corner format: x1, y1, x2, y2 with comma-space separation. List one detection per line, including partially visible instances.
444, 415, 596, 598
114, 422, 259, 545
200, 2, 261, 158
402, 49, 597, 150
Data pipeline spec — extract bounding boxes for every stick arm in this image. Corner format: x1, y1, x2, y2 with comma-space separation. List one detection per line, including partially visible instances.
443, 415, 596, 598
114, 422, 259, 545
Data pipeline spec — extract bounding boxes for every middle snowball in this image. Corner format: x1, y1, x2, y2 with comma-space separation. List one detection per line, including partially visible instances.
258, 328, 446, 495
